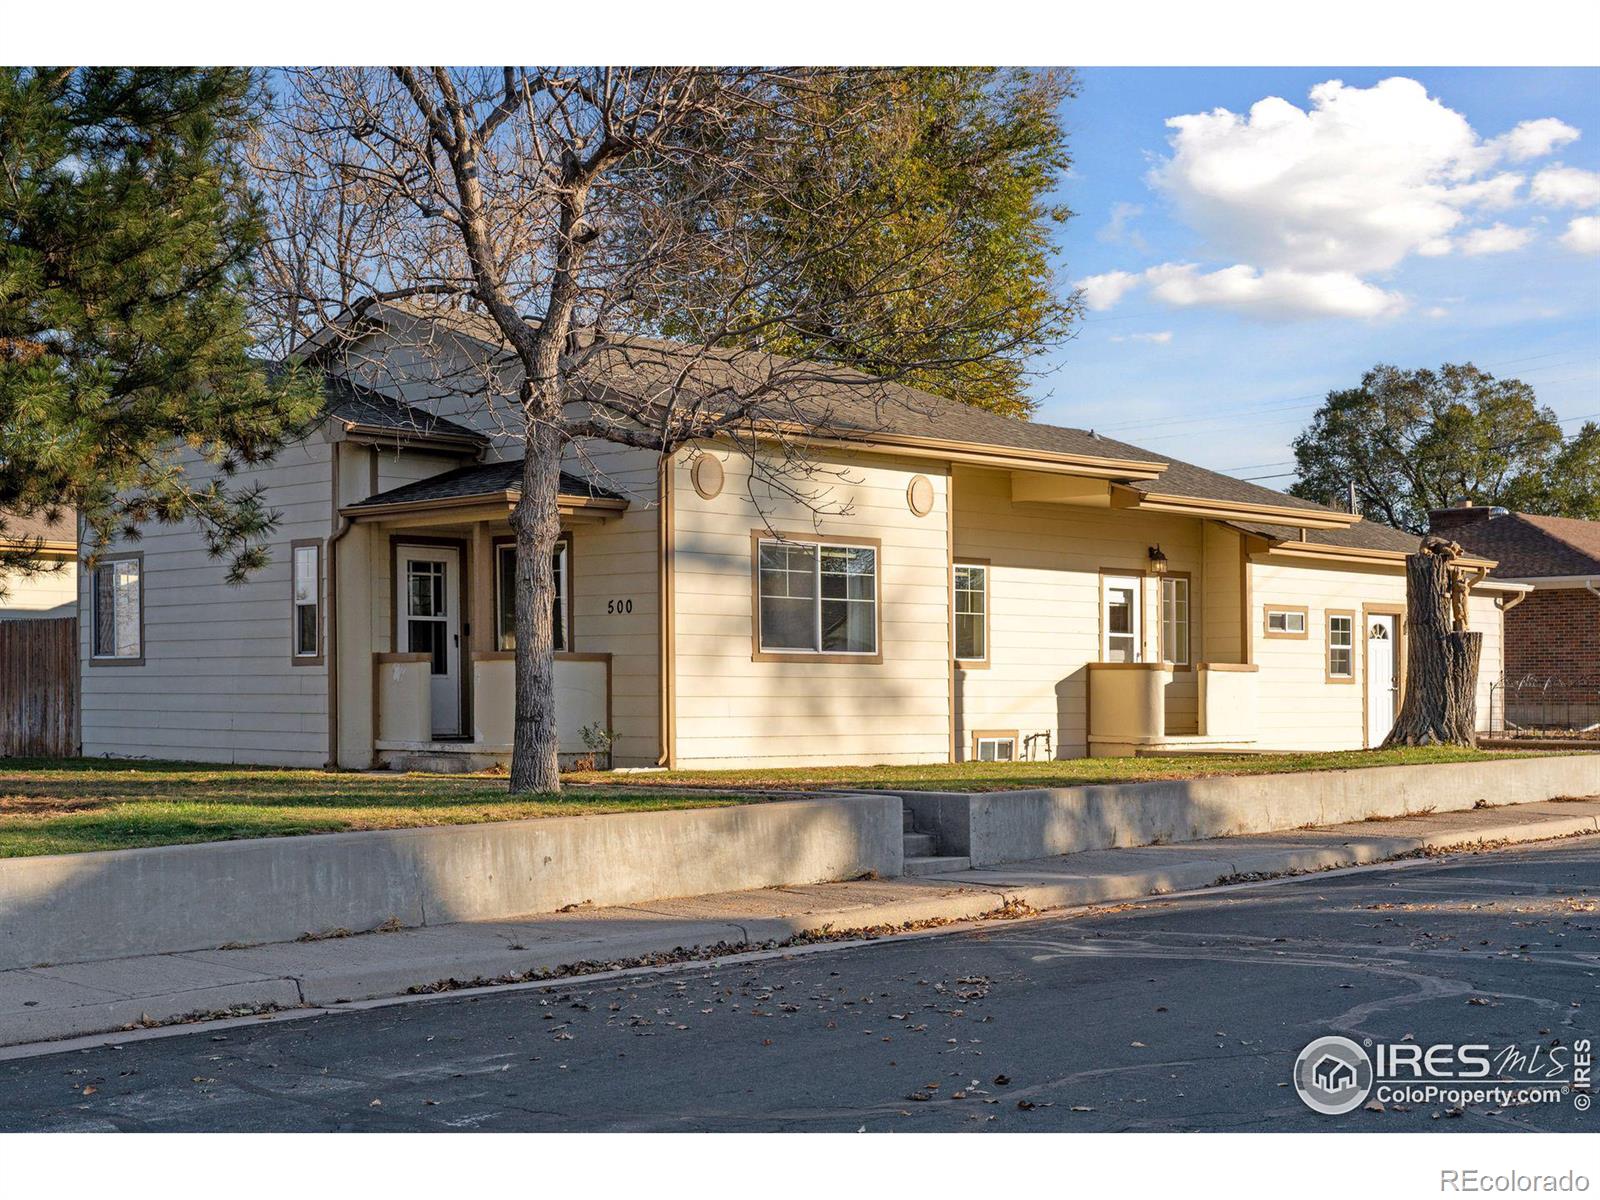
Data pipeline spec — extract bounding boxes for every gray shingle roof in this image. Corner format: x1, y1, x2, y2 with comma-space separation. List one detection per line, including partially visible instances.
1226, 518, 1422, 554
347, 459, 625, 511
349, 298, 1355, 522
0, 509, 75, 547
321, 374, 486, 445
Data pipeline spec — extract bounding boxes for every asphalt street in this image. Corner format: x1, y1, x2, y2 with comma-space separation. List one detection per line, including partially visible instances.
3, 839, 1595, 1132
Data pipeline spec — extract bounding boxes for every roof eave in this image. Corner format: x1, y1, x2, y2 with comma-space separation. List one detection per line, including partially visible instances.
1114, 485, 1360, 529
342, 491, 628, 523
756, 427, 1168, 481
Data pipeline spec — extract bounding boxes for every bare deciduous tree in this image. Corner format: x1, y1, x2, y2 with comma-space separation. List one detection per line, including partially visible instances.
256, 67, 1072, 792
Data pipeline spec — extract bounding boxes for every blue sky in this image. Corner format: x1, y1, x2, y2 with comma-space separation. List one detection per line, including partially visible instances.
1033, 68, 1600, 486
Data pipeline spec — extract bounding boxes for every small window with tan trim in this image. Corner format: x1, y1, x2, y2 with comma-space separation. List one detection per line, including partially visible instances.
1264, 605, 1308, 638
1327, 611, 1355, 681
974, 734, 1016, 762
953, 561, 988, 665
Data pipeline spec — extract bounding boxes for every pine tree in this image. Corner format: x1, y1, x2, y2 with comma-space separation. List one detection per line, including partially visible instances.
0, 68, 319, 590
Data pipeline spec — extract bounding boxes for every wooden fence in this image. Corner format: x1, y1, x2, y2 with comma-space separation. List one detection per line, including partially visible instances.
0, 617, 78, 758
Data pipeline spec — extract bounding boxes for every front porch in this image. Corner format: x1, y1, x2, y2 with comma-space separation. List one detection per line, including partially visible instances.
374, 650, 611, 771
1085, 661, 1261, 756
334, 456, 631, 772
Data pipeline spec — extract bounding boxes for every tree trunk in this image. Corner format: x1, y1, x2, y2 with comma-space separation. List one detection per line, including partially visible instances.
509, 419, 565, 793
1382, 546, 1483, 748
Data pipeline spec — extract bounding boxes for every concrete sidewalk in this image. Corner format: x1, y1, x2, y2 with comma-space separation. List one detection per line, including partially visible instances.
3, 797, 1597, 1052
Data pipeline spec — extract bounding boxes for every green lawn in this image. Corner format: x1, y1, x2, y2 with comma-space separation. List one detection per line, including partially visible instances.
0, 759, 749, 859
564, 745, 1555, 793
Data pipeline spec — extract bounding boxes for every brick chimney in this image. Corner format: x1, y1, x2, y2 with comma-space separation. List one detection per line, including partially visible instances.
1427, 497, 1507, 534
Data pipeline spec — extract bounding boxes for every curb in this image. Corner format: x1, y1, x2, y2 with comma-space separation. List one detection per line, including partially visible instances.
4, 815, 1594, 1052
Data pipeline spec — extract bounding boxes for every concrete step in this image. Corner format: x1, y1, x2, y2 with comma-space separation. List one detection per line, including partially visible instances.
902, 832, 937, 857
902, 807, 915, 833
904, 855, 972, 876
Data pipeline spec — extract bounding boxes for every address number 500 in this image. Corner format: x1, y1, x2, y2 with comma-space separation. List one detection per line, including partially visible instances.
607, 598, 634, 615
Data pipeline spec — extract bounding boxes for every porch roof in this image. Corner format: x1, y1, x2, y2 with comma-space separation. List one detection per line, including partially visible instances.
342, 458, 628, 521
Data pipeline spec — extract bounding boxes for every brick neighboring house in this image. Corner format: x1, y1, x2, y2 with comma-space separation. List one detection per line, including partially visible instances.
1429, 505, 1600, 688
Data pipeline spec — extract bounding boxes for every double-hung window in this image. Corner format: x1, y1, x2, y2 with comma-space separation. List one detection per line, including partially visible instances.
291, 541, 322, 662
92, 556, 142, 662
495, 539, 569, 652
1161, 575, 1190, 667
756, 537, 877, 656
1327, 611, 1355, 681
953, 562, 988, 664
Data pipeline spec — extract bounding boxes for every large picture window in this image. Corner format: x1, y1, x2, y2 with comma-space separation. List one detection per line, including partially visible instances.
953, 562, 988, 665
495, 539, 569, 652
92, 556, 142, 661
755, 536, 878, 657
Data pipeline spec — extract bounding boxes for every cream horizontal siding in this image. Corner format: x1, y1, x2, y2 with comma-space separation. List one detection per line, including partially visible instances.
565, 439, 662, 766
1470, 590, 1504, 729
79, 439, 334, 767
1250, 557, 1509, 749
1249, 555, 1398, 750
952, 465, 1210, 758
0, 557, 77, 619
670, 446, 950, 768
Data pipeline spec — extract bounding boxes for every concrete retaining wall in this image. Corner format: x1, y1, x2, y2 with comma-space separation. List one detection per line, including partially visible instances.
898, 754, 1600, 867
0, 795, 902, 971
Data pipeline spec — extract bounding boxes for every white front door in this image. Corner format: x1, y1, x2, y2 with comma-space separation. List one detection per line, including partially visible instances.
1102, 575, 1143, 663
398, 546, 462, 737
1366, 613, 1399, 746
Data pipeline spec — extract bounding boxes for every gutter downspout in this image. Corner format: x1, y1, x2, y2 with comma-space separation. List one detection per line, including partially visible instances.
656, 453, 676, 768
323, 443, 359, 770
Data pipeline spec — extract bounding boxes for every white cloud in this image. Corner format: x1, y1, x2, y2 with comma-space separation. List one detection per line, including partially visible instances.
1077, 270, 1141, 311
1531, 164, 1600, 207
1142, 263, 1406, 319
1458, 223, 1535, 255
1151, 78, 1552, 275
1560, 214, 1600, 255
1423, 306, 1450, 318
1098, 201, 1149, 251
1110, 330, 1174, 344
1490, 117, 1580, 161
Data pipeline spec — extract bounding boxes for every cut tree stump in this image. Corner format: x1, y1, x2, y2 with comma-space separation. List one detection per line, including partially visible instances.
1382, 539, 1483, 748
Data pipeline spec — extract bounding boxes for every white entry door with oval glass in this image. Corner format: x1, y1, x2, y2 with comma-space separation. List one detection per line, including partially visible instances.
1102, 574, 1143, 663
1366, 613, 1399, 746
398, 545, 462, 737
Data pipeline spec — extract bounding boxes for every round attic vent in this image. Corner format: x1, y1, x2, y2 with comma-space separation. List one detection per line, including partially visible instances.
691, 455, 724, 500
906, 474, 934, 517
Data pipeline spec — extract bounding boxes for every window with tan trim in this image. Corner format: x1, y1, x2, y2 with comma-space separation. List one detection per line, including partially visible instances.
974, 734, 1016, 762
495, 537, 570, 652
953, 561, 988, 665
1327, 610, 1355, 681
1264, 605, 1308, 638
1161, 574, 1191, 667
754, 535, 878, 657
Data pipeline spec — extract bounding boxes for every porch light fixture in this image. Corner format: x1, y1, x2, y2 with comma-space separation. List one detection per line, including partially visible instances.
1147, 544, 1168, 574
